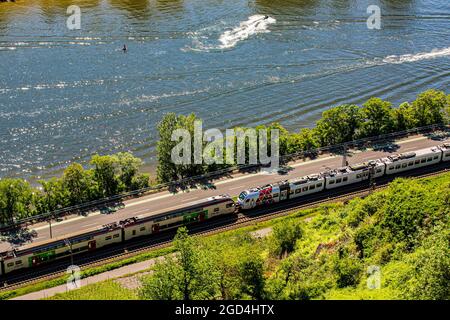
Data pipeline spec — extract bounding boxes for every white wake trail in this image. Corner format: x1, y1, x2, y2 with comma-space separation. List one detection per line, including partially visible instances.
217, 14, 276, 49
382, 47, 450, 64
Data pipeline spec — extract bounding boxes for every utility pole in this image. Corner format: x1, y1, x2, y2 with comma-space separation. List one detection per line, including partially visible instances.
65, 239, 74, 266
48, 218, 53, 239
368, 166, 376, 195
342, 143, 348, 167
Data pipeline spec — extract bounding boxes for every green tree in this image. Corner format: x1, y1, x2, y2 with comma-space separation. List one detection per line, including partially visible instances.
359, 97, 394, 137
62, 163, 94, 205
0, 179, 33, 223
287, 128, 319, 154
238, 253, 266, 300
392, 102, 415, 131
139, 256, 181, 300
270, 220, 303, 258
90, 154, 119, 197
315, 104, 362, 145
36, 178, 68, 213
410, 89, 447, 126
116, 152, 143, 191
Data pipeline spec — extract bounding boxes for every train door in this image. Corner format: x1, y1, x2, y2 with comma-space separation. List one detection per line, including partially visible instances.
280, 190, 288, 201
152, 224, 160, 233
199, 212, 206, 222
88, 240, 96, 251
0, 260, 4, 276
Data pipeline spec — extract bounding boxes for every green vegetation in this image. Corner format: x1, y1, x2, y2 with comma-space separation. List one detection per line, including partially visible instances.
135, 173, 449, 300
0, 152, 149, 224
156, 89, 449, 183
0, 246, 175, 300
0, 89, 448, 225
47, 281, 138, 300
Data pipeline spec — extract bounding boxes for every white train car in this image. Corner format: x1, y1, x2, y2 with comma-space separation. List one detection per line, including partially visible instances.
288, 174, 325, 199
238, 183, 282, 210
324, 160, 385, 189
439, 143, 450, 162
123, 195, 235, 240
383, 146, 442, 175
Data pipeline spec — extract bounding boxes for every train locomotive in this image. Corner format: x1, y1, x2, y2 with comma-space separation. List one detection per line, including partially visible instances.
1, 144, 449, 276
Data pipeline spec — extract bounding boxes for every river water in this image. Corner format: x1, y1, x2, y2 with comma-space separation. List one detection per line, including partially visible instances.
0, 0, 449, 180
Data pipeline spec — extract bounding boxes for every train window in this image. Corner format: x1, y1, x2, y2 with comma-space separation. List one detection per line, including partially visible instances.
415, 160, 420, 164
105, 236, 112, 240
336, 178, 342, 184
15, 260, 22, 265
302, 187, 308, 192
427, 157, 432, 162
289, 190, 294, 194
408, 161, 413, 166
389, 166, 394, 170
446, 153, 450, 157
433, 155, 438, 160
376, 169, 382, 173
395, 165, 401, 169
214, 208, 220, 212
226, 203, 234, 208
273, 193, 279, 197
295, 189, 301, 194
316, 183, 322, 187
140, 227, 146, 231
246, 199, 250, 203
402, 163, 407, 168
356, 174, 361, 179
343, 177, 348, 182
329, 180, 335, 184
309, 185, 315, 190
113, 234, 119, 238
421, 158, 426, 163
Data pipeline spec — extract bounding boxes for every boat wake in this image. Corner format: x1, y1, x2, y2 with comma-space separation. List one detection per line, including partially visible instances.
382, 47, 450, 64
185, 14, 276, 52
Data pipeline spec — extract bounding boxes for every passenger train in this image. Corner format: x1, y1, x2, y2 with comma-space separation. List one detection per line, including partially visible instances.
1, 144, 449, 276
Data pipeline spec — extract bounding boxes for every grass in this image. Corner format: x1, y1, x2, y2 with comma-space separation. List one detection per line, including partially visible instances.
0, 246, 175, 300
3, 172, 448, 300
46, 280, 138, 300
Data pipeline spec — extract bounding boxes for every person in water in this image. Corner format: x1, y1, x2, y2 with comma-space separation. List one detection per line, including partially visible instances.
264, 15, 269, 19
122, 44, 127, 52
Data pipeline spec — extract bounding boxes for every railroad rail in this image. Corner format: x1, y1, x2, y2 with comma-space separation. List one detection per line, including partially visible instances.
1, 164, 448, 294
1, 124, 448, 232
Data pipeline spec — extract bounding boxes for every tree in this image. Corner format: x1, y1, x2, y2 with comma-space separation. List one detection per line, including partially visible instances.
238, 253, 266, 299
410, 89, 447, 126
270, 220, 303, 258
359, 97, 394, 137
36, 178, 68, 214
90, 154, 119, 197
392, 102, 415, 131
287, 128, 319, 154
139, 256, 181, 300
0, 179, 33, 223
315, 104, 362, 145
116, 152, 143, 191
62, 163, 93, 205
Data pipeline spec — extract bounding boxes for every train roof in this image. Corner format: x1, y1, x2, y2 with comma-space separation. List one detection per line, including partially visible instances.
382, 146, 441, 163
122, 194, 233, 226
439, 142, 450, 151
1, 223, 120, 258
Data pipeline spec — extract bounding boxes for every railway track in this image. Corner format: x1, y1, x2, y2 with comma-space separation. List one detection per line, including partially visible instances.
1, 164, 449, 294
